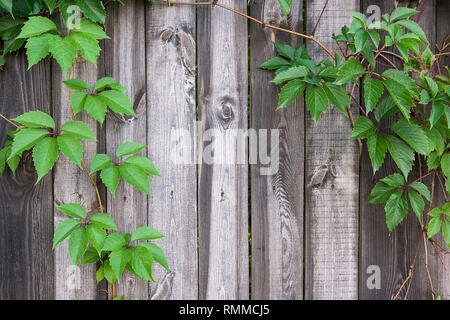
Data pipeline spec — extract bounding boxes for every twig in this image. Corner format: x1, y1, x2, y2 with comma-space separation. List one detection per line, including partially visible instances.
0, 112, 19, 128
423, 231, 436, 299
378, 53, 398, 69
157, 0, 334, 58
311, 0, 329, 36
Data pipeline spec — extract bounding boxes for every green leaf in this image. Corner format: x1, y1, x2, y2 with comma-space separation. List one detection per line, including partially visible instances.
18, 17, 57, 38
90, 213, 117, 230
322, 83, 350, 115
113, 295, 124, 300
76, 18, 109, 40
305, 85, 329, 122
390, 7, 418, 21
354, 29, 368, 53
103, 233, 128, 252
442, 153, 450, 178
385, 192, 408, 233
427, 216, 442, 239
119, 163, 150, 195
386, 135, 415, 179
87, 224, 106, 253
0, 0, 13, 15
84, 95, 107, 125
335, 58, 365, 85
368, 182, 399, 203
367, 133, 388, 174
131, 226, 164, 242
43, 0, 57, 13
380, 173, 405, 187
408, 182, 431, 201
57, 134, 83, 167
74, 0, 106, 24
390, 119, 429, 155
81, 246, 101, 264
427, 208, 442, 218
61, 120, 96, 141
394, 20, 428, 43
98, 90, 136, 117
9, 128, 49, 160
408, 189, 425, 222
32, 137, 58, 183
364, 76, 383, 113
123, 156, 159, 176
71, 91, 88, 115
0, 146, 7, 177
91, 154, 112, 173
276, 79, 306, 110
138, 242, 169, 272
277, 0, 293, 22
383, 79, 414, 120
443, 219, 450, 247
421, 47, 434, 69
48, 35, 77, 75
270, 66, 308, 84
69, 32, 101, 66
374, 96, 398, 122
130, 246, 155, 282
116, 142, 146, 158
259, 56, 290, 70
351, 116, 375, 139
100, 165, 121, 196
109, 247, 130, 281
12, 110, 55, 129
63, 79, 90, 91
57, 203, 87, 219
382, 69, 419, 98
346, 10, 367, 28
274, 42, 295, 61
429, 101, 445, 128
103, 260, 116, 283
368, 30, 380, 48
53, 219, 81, 248
94, 77, 126, 93
68, 226, 88, 265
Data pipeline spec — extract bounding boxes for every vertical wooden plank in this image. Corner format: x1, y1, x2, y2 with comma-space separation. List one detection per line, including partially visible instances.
305, 0, 360, 299
0, 55, 54, 299
102, 0, 148, 300
52, 60, 101, 299
146, 3, 198, 300
198, 0, 249, 299
250, 0, 304, 300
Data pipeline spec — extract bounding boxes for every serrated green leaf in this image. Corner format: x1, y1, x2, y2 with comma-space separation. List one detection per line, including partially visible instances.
57, 134, 83, 167
390, 118, 429, 155
98, 90, 136, 117
94, 77, 126, 93
71, 91, 88, 115
74, 0, 106, 24
32, 137, 58, 183
277, 0, 293, 22
383, 69, 419, 99
130, 246, 154, 282
421, 47, 434, 69
351, 116, 375, 139
259, 56, 290, 70
103, 232, 128, 252
90, 213, 117, 230
346, 10, 367, 28
76, 18, 109, 40
385, 192, 408, 233
96, 265, 104, 283
48, 35, 77, 75
427, 216, 442, 239
386, 135, 415, 179
322, 83, 350, 115
81, 246, 101, 264
43, 0, 57, 13
270, 66, 308, 84
390, 7, 418, 21
408, 189, 425, 223
276, 79, 306, 110
367, 133, 387, 174
9, 128, 49, 160
368, 182, 399, 203
116, 142, 146, 158
394, 20, 428, 43
123, 156, 159, 176
57, 203, 87, 219
84, 95, 107, 125
380, 173, 405, 187
109, 247, 130, 281
61, 120, 96, 141
18, 17, 57, 38
383, 79, 414, 120
53, 219, 81, 248
408, 182, 431, 201
91, 154, 112, 173
442, 153, 450, 178
69, 32, 101, 66
368, 30, 380, 48
354, 29, 368, 53
429, 101, 445, 128
87, 223, 106, 252
274, 42, 295, 61
374, 96, 398, 122
13, 111, 55, 129
335, 58, 365, 85
100, 165, 120, 196
0, 0, 13, 15
103, 260, 116, 283
63, 78, 90, 91
131, 226, 164, 242
138, 242, 169, 272
305, 85, 329, 122
443, 219, 450, 247
364, 76, 383, 113
119, 163, 150, 195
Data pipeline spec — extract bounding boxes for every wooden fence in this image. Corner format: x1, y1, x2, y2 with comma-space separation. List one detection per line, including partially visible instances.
0, 0, 449, 300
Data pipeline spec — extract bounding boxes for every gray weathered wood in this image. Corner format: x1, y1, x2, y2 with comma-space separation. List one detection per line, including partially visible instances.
103, 0, 149, 300
146, 3, 198, 300
305, 0, 360, 300
52, 60, 102, 300
250, 0, 304, 300
198, 0, 249, 299
0, 55, 54, 299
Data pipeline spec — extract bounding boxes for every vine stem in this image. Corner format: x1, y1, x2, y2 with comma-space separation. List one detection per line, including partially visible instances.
157, 0, 335, 59
0, 112, 19, 128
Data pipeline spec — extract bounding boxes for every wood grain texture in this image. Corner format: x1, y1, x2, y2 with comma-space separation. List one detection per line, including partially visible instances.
198, 0, 249, 299
305, 0, 360, 300
0, 54, 54, 299
250, 0, 304, 300
146, 3, 198, 300
52, 60, 102, 300
102, 0, 149, 300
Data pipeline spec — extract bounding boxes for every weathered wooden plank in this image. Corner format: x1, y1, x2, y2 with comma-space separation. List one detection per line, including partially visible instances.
52, 60, 102, 300
305, 0, 360, 299
198, 0, 249, 299
250, 0, 304, 300
102, 0, 148, 300
146, 3, 198, 300
0, 55, 54, 299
